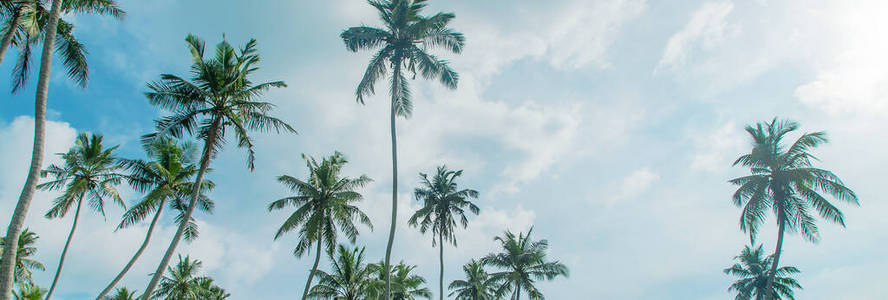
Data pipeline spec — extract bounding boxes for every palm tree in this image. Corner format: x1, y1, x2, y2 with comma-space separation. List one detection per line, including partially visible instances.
0, 0, 65, 297
341, 1, 465, 296
194, 278, 228, 300
97, 138, 215, 299
724, 244, 802, 300
268, 152, 373, 300
11, 282, 45, 300
103, 287, 138, 300
307, 244, 372, 300
36, 133, 126, 300
482, 228, 569, 300
1, 0, 125, 92
154, 255, 204, 300
139, 34, 295, 299
0, 229, 44, 285
409, 166, 479, 300
730, 118, 858, 292
368, 262, 432, 300
449, 260, 496, 300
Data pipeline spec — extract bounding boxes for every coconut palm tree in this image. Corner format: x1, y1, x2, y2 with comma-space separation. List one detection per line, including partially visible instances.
449, 260, 496, 300
139, 34, 295, 299
730, 118, 858, 292
409, 166, 479, 300
154, 255, 204, 300
367, 262, 432, 300
1, 0, 125, 92
483, 228, 569, 300
0, 229, 44, 285
103, 287, 138, 300
194, 278, 228, 300
307, 244, 372, 300
96, 138, 215, 299
11, 282, 45, 300
0, 0, 64, 297
36, 133, 126, 300
341, 1, 464, 296
724, 244, 802, 300
268, 152, 373, 300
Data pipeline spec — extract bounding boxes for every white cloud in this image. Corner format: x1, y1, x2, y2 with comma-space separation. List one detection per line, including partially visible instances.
690, 122, 745, 172
547, 0, 647, 69
609, 167, 660, 205
658, 1, 735, 70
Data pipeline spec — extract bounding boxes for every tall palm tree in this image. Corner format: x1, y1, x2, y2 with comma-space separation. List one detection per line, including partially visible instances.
268, 152, 373, 300
341, 1, 465, 296
409, 166, 479, 300
154, 255, 204, 300
36, 133, 126, 300
1, 0, 125, 92
449, 260, 495, 300
11, 282, 45, 300
97, 138, 215, 299
482, 228, 569, 300
139, 34, 296, 299
0, 0, 64, 297
103, 287, 138, 300
730, 118, 858, 292
307, 244, 373, 300
0, 229, 44, 285
724, 244, 802, 300
367, 262, 432, 300
194, 277, 228, 300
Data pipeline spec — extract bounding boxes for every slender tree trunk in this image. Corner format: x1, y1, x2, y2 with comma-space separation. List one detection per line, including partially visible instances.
45, 197, 84, 300
439, 234, 444, 300
301, 235, 323, 300
0, 1, 62, 299
140, 120, 219, 300
96, 200, 166, 299
513, 284, 520, 300
384, 63, 403, 300
0, 6, 22, 66
765, 210, 786, 300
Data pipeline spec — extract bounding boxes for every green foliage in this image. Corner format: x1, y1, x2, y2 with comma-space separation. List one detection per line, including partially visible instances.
0, 229, 44, 285
482, 228, 568, 300
730, 118, 858, 243
409, 165, 480, 247
104, 287, 139, 300
268, 152, 373, 256
154, 255, 227, 300
11, 282, 45, 300
449, 259, 496, 300
724, 244, 802, 300
307, 244, 373, 300
366, 261, 432, 300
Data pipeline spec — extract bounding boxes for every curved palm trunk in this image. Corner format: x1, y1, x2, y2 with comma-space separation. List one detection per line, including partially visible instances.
439, 234, 444, 300
301, 235, 323, 300
45, 197, 84, 300
384, 63, 403, 300
0, 1, 62, 299
765, 210, 786, 300
96, 200, 166, 299
141, 120, 218, 300
0, 6, 22, 66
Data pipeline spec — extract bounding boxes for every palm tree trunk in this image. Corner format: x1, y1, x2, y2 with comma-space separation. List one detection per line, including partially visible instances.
45, 196, 84, 300
141, 119, 219, 300
765, 210, 786, 300
514, 284, 520, 300
301, 235, 323, 300
439, 234, 444, 300
0, 1, 62, 299
0, 6, 22, 66
96, 200, 166, 299
384, 62, 403, 300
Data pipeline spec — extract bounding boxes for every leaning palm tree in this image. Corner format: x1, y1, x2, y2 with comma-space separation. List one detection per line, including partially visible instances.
36, 133, 126, 300
103, 287, 138, 300
154, 255, 204, 300
730, 118, 858, 292
0, 0, 65, 297
724, 244, 802, 300
1, 0, 125, 92
367, 262, 432, 300
0, 229, 44, 285
409, 166, 479, 300
268, 152, 373, 300
96, 138, 215, 299
482, 228, 569, 300
341, 1, 464, 296
11, 282, 45, 300
139, 34, 296, 299
449, 260, 496, 300
307, 244, 373, 300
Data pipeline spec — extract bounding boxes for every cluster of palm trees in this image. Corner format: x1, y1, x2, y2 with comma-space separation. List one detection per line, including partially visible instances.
725, 118, 859, 299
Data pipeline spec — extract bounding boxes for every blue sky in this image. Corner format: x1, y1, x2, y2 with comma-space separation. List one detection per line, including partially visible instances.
1, 0, 887, 299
